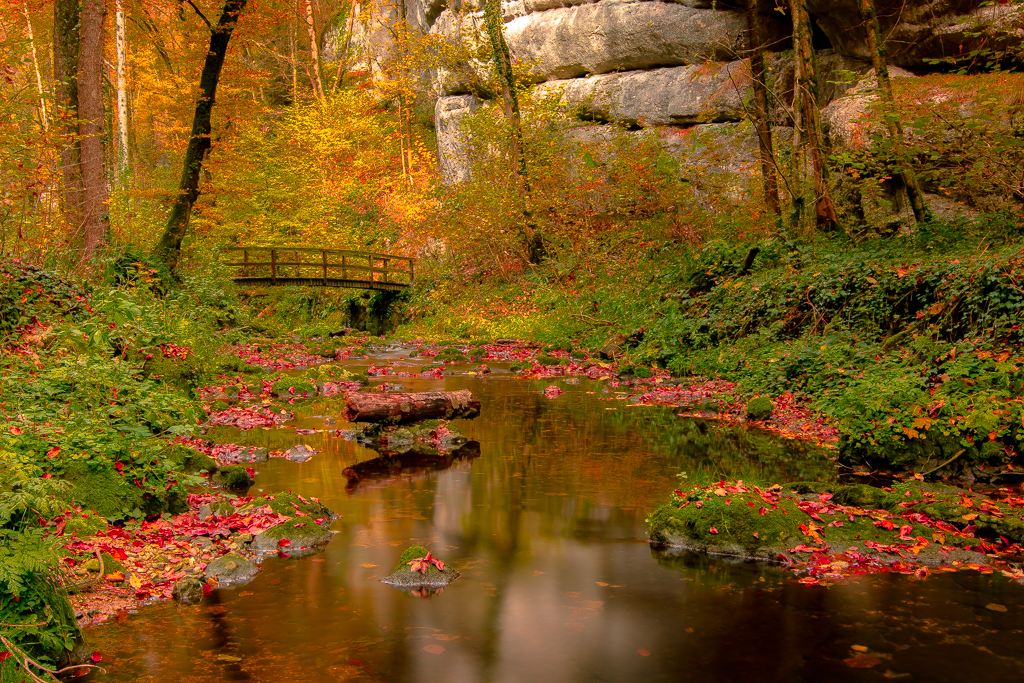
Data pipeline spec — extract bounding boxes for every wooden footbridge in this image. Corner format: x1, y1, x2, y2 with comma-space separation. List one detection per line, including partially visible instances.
223, 247, 414, 291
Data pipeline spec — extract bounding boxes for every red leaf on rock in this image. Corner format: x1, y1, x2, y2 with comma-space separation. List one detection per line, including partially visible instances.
278, 539, 291, 547
89, 652, 102, 663
709, 527, 719, 534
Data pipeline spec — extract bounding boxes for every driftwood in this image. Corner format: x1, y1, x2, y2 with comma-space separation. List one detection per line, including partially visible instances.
343, 390, 480, 424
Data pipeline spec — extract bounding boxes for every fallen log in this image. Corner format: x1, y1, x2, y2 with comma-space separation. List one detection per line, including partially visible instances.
343, 390, 481, 424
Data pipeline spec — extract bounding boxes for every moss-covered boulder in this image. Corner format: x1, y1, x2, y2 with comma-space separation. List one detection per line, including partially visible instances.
434, 347, 468, 362
467, 347, 487, 359
745, 397, 774, 422
204, 552, 258, 584
238, 492, 336, 521
271, 379, 317, 400
61, 459, 187, 520
172, 576, 205, 604
211, 465, 254, 490
648, 479, 1004, 571
164, 445, 218, 475
380, 546, 460, 591
250, 518, 333, 554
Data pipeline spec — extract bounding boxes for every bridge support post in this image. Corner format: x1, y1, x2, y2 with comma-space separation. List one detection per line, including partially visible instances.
322, 250, 328, 287
271, 249, 277, 285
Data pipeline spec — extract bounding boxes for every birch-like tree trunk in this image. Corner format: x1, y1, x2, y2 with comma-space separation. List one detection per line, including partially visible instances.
153, 0, 248, 275
78, 0, 109, 266
23, 3, 47, 131
304, 0, 325, 100
857, 0, 929, 222
115, 0, 130, 184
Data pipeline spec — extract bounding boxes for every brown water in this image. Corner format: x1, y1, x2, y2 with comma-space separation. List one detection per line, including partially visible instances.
84, 352, 1024, 683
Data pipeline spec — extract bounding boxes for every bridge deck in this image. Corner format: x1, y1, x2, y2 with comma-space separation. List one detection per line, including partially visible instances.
223, 247, 414, 290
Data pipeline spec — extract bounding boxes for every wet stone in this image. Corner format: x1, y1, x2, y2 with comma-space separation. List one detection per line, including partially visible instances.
205, 552, 258, 585
172, 576, 205, 605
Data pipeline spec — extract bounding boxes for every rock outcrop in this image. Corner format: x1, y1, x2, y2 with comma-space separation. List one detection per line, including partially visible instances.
421, 0, 1020, 212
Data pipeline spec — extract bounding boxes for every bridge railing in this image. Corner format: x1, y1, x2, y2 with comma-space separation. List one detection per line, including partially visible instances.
222, 247, 415, 287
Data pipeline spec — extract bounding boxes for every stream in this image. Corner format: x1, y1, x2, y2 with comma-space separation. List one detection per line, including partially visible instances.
84, 349, 1024, 682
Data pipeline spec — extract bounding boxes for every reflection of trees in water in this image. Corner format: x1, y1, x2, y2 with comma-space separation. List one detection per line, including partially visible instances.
205, 591, 252, 682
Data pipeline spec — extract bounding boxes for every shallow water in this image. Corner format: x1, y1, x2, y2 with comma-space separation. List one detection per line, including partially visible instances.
84, 355, 1024, 682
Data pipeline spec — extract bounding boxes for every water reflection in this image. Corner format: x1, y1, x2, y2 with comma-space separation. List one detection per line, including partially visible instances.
84, 370, 1024, 683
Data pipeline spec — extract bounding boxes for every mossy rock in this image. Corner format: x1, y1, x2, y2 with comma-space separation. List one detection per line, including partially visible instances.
204, 552, 258, 584
172, 576, 204, 604
238, 492, 335, 520
570, 350, 587, 360
251, 518, 333, 554
745, 397, 774, 422
618, 364, 636, 376
82, 553, 125, 578
536, 355, 560, 366
467, 347, 487, 359
633, 366, 652, 378
271, 379, 317, 399
211, 465, 254, 490
61, 459, 187, 520
211, 400, 231, 412
381, 546, 460, 589
509, 361, 530, 372
435, 347, 468, 362
214, 356, 249, 374
165, 445, 218, 475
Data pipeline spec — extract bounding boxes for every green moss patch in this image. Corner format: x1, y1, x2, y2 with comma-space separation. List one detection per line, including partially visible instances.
649, 478, 1016, 582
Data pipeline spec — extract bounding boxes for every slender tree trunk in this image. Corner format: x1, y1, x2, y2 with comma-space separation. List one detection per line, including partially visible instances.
23, 3, 48, 131
115, 0, 129, 184
152, 0, 248, 275
483, 0, 544, 263
745, 0, 780, 216
788, 8, 805, 228
791, 0, 839, 231
858, 0, 929, 222
333, 0, 359, 93
54, 0, 84, 236
78, 0, 109, 266
303, 0, 324, 100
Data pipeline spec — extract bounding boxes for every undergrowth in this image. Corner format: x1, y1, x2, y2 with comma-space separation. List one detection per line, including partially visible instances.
403, 213, 1024, 477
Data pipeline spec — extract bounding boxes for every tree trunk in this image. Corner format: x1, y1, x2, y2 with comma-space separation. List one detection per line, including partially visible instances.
857, 0, 929, 222
23, 3, 47, 131
115, 0, 129, 184
303, 0, 324, 100
54, 0, 84, 236
78, 0, 109, 267
791, 0, 840, 231
745, 0, 780, 216
152, 0, 248, 275
344, 390, 482, 424
483, 0, 544, 263
332, 0, 359, 93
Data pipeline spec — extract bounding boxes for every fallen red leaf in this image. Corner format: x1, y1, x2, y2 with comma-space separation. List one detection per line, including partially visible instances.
637, 649, 650, 657
89, 652, 102, 663
709, 527, 718, 534
278, 539, 291, 547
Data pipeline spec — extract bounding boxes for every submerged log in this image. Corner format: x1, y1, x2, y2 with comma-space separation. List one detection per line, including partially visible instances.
343, 390, 481, 424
